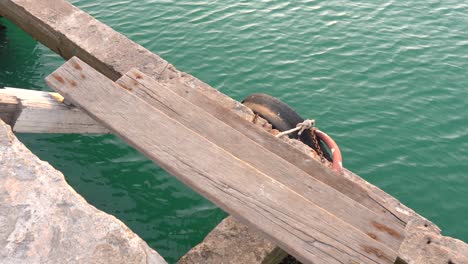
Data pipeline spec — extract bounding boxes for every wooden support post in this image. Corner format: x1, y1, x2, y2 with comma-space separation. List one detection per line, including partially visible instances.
46, 57, 401, 264
0, 88, 108, 133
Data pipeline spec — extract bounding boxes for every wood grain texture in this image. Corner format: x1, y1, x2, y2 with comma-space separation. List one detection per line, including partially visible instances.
46, 57, 399, 264
0, 88, 108, 133
116, 69, 405, 251
0, 0, 411, 224
120, 70, 407, 227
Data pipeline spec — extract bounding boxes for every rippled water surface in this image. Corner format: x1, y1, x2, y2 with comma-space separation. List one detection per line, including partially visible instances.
1, 0, 467, 262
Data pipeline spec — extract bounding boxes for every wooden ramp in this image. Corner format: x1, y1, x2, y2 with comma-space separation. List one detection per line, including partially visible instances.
46, 57, 405, 264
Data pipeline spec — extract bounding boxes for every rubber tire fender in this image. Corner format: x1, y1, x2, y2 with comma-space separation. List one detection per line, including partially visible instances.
242, 93, 332, 161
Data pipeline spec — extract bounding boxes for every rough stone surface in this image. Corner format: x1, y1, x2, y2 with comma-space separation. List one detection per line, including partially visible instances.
177, 216, 286, 264
398, 217, 468, 264
0, 120, 167, 264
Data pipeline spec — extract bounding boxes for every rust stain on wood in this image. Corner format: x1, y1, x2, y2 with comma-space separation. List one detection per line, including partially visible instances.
367, 232, 378, 240
133, 72, 143, 79
67, 79, 77, 87
80, 73, 86, 79
252, 113, 259, 124
72, 60, 83, 70
372, 221, 403, 239
52, 73, 65, 84
118, 83, 132, 91
361, 245, 384, 258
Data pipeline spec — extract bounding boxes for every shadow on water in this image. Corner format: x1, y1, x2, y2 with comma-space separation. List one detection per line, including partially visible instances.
0, 17, 9, 88
0, 17, 6, 49
0, 18, 46, 89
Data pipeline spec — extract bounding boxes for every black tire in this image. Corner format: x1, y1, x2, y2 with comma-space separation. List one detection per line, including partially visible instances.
242, 93, 332, 161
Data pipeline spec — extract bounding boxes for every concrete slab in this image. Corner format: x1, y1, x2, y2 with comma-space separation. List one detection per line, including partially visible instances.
0, 119, 167, 264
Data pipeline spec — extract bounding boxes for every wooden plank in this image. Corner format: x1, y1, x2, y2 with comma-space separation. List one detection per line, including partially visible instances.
128, 74, 408, 226
0, 0, 410, 224
0, 88, 108, 133
46, 59, 399, 264
159, 78, 410, 225
115, 68, 405, 251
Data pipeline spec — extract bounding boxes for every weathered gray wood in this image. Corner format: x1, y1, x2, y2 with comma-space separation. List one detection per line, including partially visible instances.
46, 58, 399, 264
0, 0, 410, 224
123, 73, 408, 227
160, 78, 411, 225
116, 67, 405, 251
0, 88, 108, 133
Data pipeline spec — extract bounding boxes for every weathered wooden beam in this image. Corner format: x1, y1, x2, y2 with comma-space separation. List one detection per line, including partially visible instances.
46, 58, 399, 264
115, 66, 405, 251
0, 0, 411, 226
0, 88, 108, 133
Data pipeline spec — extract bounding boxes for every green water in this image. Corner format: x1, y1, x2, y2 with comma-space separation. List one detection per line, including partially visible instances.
1, 0, 467, 262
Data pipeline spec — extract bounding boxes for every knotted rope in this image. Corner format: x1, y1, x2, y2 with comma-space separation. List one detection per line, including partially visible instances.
275, 119, 315, 138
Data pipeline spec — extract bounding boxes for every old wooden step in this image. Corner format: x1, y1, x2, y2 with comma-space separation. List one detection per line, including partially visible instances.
115, 68, 405, 251
46, 58, 401, 264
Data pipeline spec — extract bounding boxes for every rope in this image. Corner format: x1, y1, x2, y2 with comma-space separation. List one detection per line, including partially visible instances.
275, 119, 315, 138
